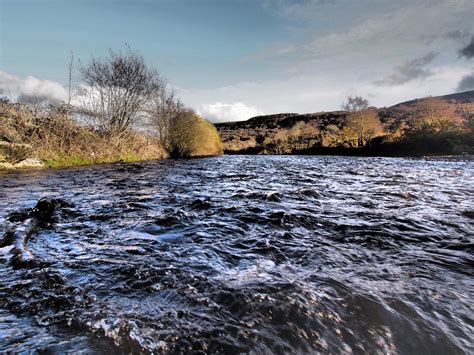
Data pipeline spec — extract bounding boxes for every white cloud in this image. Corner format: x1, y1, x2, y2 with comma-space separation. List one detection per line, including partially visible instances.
256, 0, 474, 75
0, 70, 67, 105
197, 102, 263, 122
181, 0, 474, 119
182, 65, 471, 117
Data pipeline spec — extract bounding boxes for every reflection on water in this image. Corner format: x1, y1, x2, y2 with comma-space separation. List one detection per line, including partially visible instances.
0, 155, 473, 353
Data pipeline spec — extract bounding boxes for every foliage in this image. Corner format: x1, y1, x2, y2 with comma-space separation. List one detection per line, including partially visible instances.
341, 97, 384, 147
167, 110, 223, 158
259, 122, 320, 154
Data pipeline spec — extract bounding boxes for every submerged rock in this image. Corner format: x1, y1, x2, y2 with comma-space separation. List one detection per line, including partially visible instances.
191, 198, 212, 209
2, 197, 69, 268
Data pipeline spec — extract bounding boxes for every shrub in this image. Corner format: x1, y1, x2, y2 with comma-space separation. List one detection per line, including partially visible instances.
168, 110, 223, 158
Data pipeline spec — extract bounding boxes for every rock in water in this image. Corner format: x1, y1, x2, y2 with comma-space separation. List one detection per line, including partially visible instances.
3, 198, 67, 268
33, 198, 59, 222
13, 158, 44, 168
9, 218, 39, 269
0, 158, 44, 170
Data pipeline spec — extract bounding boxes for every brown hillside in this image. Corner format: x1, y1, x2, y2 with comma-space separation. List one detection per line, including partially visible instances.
215, 91, 474, 155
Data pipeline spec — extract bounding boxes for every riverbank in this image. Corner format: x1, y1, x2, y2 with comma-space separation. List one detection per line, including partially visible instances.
223, 144, 474, 157
0, 101, 168, 170
0, 101, 223, 170
0, 142, 167, 170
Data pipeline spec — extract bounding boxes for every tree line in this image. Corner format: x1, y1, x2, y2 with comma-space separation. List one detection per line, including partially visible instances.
74, 46, 222, 158
258, 95, 473, 155
0, 47, 222, 166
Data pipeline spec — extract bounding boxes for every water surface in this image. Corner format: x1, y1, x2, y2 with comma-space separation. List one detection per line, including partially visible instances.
0, 156, 473, 353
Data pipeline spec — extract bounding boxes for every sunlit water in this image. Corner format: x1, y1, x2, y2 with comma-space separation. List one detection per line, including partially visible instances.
0, 155, 473, 353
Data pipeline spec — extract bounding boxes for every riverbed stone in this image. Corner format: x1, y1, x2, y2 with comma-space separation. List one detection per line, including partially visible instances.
0, 162, 14, 169
0, 158, 44, 169
14, 158, 44, 168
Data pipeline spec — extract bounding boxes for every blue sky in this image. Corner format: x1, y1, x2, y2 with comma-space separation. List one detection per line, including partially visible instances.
1, 0, 474, 121
1, 0, 290, 86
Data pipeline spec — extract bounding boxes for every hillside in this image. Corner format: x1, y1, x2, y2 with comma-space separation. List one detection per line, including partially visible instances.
215, 91, 474, 156
391, 90, 474, 107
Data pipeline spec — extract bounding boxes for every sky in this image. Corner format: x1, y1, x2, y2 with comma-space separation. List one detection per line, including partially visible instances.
1, 0, 474, 122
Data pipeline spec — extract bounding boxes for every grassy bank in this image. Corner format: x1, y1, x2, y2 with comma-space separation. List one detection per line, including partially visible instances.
0, 101, 168, 168
0, 100, 225, 169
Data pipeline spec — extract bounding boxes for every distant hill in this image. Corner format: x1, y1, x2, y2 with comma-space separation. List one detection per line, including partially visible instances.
215, 91, 474, 155
391, 90, 474, 107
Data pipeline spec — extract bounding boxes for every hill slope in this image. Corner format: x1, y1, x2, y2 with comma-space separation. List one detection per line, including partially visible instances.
215, 91, 474, 155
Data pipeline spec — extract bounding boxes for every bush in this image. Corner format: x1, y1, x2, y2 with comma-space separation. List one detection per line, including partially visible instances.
168, 110, 223, 158
190, 118, 223, 157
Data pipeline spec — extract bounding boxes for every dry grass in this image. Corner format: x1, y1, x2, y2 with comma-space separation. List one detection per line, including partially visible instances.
0, 101, 167, 167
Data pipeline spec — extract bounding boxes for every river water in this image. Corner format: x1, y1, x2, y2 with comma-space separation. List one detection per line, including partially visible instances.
0, 155, 473, 354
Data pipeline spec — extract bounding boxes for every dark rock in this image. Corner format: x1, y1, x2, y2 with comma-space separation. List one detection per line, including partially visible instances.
191, 198, 212, 209
2, 197, 73, 269
462, 211, 474, 219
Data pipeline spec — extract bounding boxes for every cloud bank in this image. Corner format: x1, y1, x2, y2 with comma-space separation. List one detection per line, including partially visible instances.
457, 73, 474, 92
197, 102, 263, 123
0, 70, 67, 105
459, 36, 474, 59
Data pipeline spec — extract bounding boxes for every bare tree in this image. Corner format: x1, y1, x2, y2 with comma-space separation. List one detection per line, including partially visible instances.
65, 51, 74, 118
145, 79, 184, 150
79, 46, 159, 133
411, 97, 464, 133
342, 96, 383, 146
342, 96, 369, 113
267, 130, 289, 154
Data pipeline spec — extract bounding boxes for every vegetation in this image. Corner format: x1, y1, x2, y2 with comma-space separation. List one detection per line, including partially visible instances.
263, 121, 320, 154
0, 100, 166, 167
0, 47, 223, 168
78, 46, 160, 133
166, 110, 223, 158
217, 94, 474, 156
341, 97, 383, 147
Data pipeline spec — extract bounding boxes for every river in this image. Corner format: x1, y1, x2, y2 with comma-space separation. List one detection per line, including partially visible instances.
0, 155, 473, 353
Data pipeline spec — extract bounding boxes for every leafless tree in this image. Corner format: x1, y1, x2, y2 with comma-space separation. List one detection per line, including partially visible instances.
79, 46, 159, 133
289, 121, 320, 149
145, 78, 184, 150
65, 51, 74, 118
342, 96, 369, 114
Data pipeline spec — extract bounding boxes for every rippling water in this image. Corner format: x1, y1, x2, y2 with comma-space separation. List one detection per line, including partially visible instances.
0, 155, 473, 354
